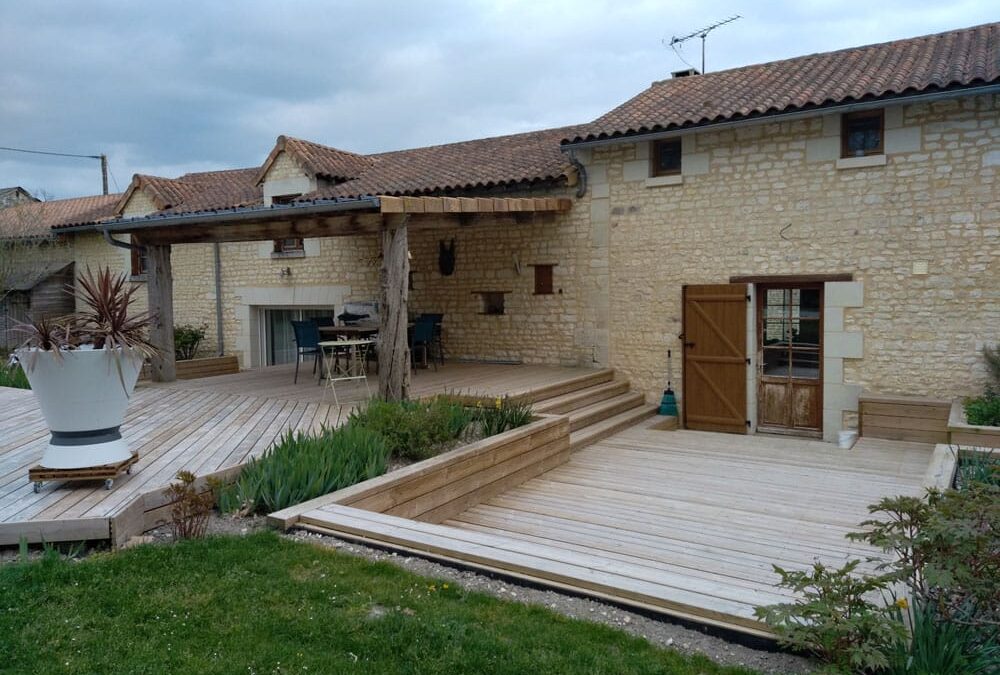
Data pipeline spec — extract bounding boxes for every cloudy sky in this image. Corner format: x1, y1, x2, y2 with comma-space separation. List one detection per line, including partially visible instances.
0, 1, 994, 200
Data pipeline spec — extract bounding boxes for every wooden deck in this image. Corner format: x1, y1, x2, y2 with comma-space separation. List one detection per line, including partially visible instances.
0, 362, 598, 546
146, 361, 599, 405
293, 422, 940, 638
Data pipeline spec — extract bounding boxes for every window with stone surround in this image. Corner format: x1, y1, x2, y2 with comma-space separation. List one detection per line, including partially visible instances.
476, 291, 507, 315
651, 139, 682, 176
273, 238, 305, 256
841, 110, 884, 158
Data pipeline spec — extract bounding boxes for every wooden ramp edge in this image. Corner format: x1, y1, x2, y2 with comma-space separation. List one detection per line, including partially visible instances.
296, 502, 776, 640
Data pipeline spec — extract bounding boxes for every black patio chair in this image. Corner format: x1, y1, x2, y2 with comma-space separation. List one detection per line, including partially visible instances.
290, 320, 322, 384
416, 313, 445, 366
410, 317, 437, 371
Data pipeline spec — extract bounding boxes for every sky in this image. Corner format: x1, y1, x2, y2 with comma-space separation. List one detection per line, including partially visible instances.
0, 1, 994, 200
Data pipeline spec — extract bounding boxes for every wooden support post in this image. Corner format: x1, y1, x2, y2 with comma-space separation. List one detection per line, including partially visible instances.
146, 243, 176, 382
378, 214, 411, 401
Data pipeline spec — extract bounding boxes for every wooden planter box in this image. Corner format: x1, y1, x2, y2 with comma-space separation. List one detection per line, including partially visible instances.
948, 400, 1000, 449
270, 414, 570, 530
140, 355, 239, 381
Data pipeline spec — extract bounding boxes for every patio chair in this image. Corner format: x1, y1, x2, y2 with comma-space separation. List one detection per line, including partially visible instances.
410, 317, 437, 371
290, 320, 322, 384
417, 313, 445, 366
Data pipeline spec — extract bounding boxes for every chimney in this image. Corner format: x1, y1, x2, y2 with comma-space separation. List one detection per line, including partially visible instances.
671, 68, 700, 78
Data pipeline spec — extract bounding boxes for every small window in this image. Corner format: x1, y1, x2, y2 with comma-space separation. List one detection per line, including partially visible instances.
130, 246, 148, 278
532, 264, 554, 295
478, 291, 506, 316
273, 238, 305, 254
651, 139, 682, 176
841, 110, 884, 158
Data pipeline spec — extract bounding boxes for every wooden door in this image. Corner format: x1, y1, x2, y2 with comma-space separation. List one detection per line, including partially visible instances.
756, 285, 823, 435
682, 284, 748, 434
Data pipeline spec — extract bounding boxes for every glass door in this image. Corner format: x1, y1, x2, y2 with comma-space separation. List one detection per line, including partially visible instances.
757, 286, 823, 434
262, 308, 335, 366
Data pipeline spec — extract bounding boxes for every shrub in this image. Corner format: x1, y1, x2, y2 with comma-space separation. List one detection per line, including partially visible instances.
165, 470, 219, 540
475, 396, 534, 436
0, 362, 29, 389
753, 560, 905, 672
219, 424, 389, 514
758, 480, 1000, 672
348, 397, 473, 461
964, 392, 1000, 427
174, 323, 207, 361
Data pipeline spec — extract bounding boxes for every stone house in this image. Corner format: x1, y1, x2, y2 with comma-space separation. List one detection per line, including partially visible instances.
7, 22, 998, 443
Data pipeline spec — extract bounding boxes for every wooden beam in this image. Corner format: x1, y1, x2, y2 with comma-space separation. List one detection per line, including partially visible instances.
378, 214, 411, 401
146, 244, 176, 382
129, 214, 383, 245
379, 196, 404, 213
729, 273, 854, 284
401, 196, 425, 213
441, 197, 462, 214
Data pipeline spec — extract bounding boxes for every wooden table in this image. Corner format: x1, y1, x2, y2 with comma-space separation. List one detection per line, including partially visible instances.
318, 338, 374, 405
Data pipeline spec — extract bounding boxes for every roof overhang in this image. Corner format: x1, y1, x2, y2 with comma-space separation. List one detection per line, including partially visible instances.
561, 82, 1000, 151
55, 194, 573, 246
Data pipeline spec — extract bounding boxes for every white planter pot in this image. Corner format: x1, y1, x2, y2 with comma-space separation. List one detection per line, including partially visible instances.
16, 347, 143, 469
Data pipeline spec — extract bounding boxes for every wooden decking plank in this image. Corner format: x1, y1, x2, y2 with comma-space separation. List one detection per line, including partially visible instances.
300, 503, 780, 629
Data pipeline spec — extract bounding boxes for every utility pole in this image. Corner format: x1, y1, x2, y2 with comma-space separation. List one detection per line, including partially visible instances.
666, 15, 741, 73
0, 145, 110, 195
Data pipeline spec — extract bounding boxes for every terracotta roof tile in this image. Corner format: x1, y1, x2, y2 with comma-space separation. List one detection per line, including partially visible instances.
0, 194, 121, 237
308, 125, 580, 200
564, 22, 999, 143
279, 136, 373, 182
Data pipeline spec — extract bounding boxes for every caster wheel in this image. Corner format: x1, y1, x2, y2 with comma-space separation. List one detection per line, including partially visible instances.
32, 481, 42, 494
126, 466, 133, 475
104, 479, 114, 490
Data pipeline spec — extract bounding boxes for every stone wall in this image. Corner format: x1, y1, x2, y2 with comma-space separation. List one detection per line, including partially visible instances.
579, 94, 999, 435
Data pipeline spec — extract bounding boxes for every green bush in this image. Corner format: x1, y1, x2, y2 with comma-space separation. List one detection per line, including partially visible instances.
753, 560, 905, 672
348, 397, 473, 461
0, 362, 29, 389
964, 392, 1000, 427
475, 396, 534, 436
757, 480, 1000, 672
174, 323, 207, 361
219, 424, 388, 514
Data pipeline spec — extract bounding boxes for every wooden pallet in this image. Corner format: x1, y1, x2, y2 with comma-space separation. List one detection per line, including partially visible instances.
29, 452, 139, 493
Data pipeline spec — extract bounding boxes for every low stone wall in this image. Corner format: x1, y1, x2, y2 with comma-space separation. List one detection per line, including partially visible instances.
269, 414, 570, 529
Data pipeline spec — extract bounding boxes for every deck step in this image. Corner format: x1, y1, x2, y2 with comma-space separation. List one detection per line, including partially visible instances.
524, 368, 615, 404
567, 391, 646, 432
570, 403, 659, 451
533, 380, 630, 415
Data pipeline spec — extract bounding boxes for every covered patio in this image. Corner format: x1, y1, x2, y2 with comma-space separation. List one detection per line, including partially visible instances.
61, 194, 574, 401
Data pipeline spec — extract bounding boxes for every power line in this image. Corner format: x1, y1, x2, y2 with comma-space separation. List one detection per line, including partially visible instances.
0, 145, 109, 195
0, 145, 102, 160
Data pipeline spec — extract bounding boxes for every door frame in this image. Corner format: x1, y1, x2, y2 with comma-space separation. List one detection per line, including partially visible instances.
754, 282, 824, 437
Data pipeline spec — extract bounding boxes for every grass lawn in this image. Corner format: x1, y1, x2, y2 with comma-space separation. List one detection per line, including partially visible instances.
0, 532, 757, 674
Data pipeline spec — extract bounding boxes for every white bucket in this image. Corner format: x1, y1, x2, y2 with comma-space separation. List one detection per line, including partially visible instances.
838, 430, 858, 449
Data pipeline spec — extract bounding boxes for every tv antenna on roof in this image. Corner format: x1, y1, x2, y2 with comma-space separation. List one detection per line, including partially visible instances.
665, 15, 741, 74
